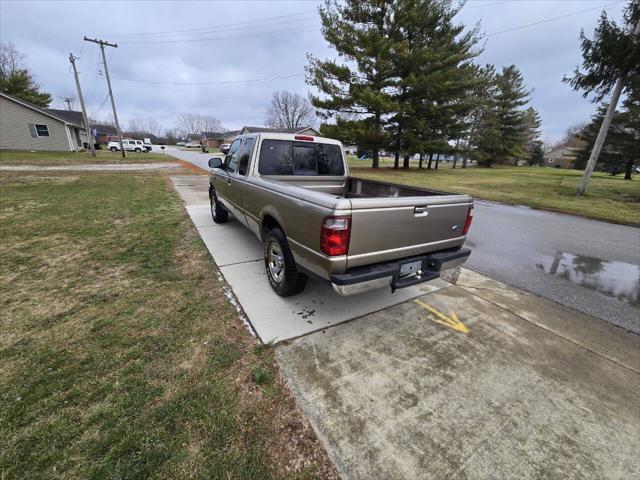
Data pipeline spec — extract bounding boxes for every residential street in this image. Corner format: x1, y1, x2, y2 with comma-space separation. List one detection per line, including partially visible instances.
467, 200, 640, 333
166, 146, 640, 333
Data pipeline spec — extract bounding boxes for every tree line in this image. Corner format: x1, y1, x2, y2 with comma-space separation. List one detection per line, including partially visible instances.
306, 0, 543, 169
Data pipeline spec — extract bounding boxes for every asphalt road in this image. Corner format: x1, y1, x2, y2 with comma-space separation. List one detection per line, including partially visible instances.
164, 146, 640, 333
467, 200, 640, 333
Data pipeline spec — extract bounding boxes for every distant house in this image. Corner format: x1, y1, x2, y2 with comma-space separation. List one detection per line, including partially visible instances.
92, 124, 118, 144
344, 145, 358, 155
201, 130, 241, 148
0, 92, 88, 151
544, 147, 577, 168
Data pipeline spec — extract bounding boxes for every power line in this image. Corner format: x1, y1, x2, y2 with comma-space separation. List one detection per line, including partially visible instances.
111, 73, 304, 86
117, 16, 318, 42
103, 9, 316, 38
487, 0, 625, 36
120, 26, 313, 44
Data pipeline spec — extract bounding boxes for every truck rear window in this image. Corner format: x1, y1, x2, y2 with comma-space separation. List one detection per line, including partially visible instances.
258, 140, 345, 176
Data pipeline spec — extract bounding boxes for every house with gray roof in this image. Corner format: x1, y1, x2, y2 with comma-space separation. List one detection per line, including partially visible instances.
0, 92, 89, 151
544, 147, 577, 169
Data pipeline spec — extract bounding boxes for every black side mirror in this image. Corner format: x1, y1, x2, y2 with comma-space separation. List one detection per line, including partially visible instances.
208, 157, 223, 169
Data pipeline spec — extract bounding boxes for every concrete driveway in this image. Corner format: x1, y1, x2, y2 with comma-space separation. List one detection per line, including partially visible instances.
171, 172, 640, 480
277, 272, 639, 479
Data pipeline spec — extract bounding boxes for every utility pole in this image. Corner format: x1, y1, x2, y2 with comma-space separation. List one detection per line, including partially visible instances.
69, 53, 96, 157
576, 17, 640, 196
60, 96, 74, 110
83, 36, 125, 157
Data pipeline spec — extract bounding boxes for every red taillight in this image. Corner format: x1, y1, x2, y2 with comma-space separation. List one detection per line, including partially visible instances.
320, 216, 351, 256
295, 135, 314, 141
463, 207, 473, 235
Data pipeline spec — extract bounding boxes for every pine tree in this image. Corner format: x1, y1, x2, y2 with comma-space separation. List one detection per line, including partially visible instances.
564, 1, 639, 195
461, 64, 495, 168
307, 0, 397, 168
387, 0, 481, 170
493, 65, 530, 164
522, 107, 543, 164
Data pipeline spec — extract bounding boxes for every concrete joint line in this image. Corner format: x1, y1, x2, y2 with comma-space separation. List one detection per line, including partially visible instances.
459, 285, 640, 376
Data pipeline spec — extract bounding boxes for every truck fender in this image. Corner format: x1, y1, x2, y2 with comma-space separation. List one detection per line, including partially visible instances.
259, 206, 286, 240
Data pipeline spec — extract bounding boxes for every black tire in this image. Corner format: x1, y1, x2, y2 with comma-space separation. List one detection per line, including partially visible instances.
109, 146, 117, 152
135, 148, 141, 153
264, 228, 308, 297
210, 190, 228, 224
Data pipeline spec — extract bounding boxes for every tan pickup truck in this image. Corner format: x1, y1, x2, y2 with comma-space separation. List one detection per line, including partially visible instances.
208, 132, 473, 297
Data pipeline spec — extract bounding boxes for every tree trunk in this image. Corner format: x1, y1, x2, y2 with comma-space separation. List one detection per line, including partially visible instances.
427, 152, 433, 169
372, 111, 381, 169
403, 154, 410, 169
624, 158, 634, 180
452, 138, 460, 169
435, 153, 440, 170
419, 152, 424, 169
576, 77, 626, 195
393, 128, 401, 170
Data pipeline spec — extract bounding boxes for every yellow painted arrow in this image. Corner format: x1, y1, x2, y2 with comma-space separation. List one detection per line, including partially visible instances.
414, 299, 468, 334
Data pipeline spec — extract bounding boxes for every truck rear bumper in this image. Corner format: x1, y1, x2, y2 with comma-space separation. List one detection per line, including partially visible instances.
330, 248, 471, 296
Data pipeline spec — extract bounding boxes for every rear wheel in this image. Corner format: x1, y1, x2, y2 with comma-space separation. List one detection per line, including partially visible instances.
264, 228, 307, 296
135, 147, 141, 153
109, 146, 117, 152
210, 190, 228, 224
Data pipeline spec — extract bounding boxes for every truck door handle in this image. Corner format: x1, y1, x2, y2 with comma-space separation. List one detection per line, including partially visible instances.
414, 206, 428, 217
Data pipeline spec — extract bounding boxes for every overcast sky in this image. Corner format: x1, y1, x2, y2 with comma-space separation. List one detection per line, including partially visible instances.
0, 0, 629, 141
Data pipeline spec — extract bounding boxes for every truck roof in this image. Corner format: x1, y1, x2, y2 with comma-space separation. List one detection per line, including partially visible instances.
239, 131, 343, 147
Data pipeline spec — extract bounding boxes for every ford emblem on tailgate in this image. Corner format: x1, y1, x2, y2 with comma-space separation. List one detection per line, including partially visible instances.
452, 225, 461, 231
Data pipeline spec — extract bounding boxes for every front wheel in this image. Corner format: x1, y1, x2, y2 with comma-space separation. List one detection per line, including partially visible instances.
264, 228, 307, 297
210, 191, 228, 224
135, 148, 141, 153
109, 146, 117, 152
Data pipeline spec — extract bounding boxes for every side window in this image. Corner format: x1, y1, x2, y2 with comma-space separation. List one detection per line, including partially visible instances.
237, 138, 255, 176
225, 139, 242, 173
35, 124, 49, 137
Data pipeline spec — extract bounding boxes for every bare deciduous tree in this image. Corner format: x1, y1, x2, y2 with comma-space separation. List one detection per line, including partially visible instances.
0, 42, 25, 79
265, 91, 316, 129
176, 113, 224, 136
127, 118, 163, 137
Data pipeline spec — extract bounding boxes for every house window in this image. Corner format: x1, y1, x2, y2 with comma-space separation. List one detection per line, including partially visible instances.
35, 124, 49, 137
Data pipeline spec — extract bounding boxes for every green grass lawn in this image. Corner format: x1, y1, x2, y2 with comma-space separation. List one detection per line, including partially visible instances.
0, 171, 335, 479
0, 149, 173, 165
348, 162, 640, 225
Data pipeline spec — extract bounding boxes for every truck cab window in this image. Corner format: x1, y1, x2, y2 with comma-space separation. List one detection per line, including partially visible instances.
225, 139, 241, 173
237, 138, 255, 176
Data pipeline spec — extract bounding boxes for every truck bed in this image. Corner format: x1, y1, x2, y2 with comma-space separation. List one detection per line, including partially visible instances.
344, 177, 448, 199
261, 175, 472, 270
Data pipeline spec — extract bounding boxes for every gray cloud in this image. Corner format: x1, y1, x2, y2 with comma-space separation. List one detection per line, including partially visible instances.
0, 0, 627, 141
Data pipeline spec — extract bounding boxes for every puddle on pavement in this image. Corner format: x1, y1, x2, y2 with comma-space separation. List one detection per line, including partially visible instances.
536, 252, 640, 307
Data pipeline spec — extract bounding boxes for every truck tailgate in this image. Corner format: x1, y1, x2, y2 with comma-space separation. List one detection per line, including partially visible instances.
347, 195, 472, 269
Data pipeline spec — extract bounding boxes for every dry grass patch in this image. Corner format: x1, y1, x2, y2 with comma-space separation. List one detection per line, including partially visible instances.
0, 171, 337, 480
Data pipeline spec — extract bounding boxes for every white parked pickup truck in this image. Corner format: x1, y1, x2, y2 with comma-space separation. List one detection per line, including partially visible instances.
208, 132, 473, 296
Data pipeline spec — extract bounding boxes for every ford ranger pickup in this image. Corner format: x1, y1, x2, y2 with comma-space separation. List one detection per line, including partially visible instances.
208, 132, 473, 297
